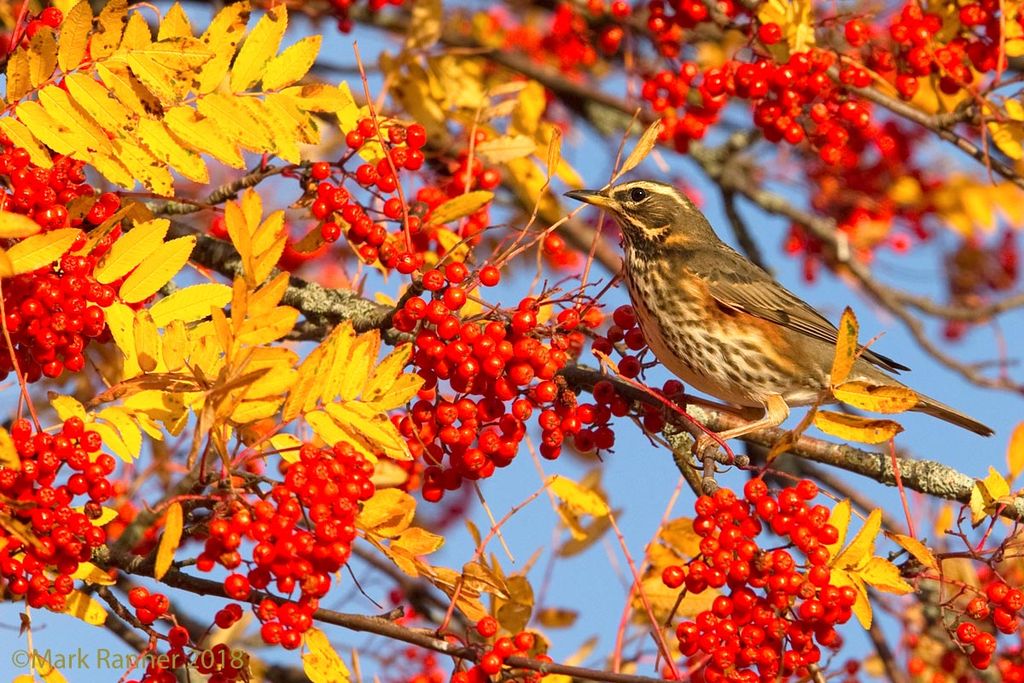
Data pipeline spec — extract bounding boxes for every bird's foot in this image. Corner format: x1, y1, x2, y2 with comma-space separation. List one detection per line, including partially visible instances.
693, 433, 727, 460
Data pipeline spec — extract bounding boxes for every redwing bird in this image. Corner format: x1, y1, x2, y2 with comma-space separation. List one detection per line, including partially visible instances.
566, 180, 993, 444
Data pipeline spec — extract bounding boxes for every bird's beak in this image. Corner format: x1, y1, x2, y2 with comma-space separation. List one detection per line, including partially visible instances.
564, 188, 616, 210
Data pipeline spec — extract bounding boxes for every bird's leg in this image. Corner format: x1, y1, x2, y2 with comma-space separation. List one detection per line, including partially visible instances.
695, 394, 790, 456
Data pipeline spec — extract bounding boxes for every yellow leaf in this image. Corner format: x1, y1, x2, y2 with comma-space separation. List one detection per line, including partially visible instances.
6, 228, 81, 275
314, 322, 357, 408
825, 499, 851, 559
1008, 422, 1024, 482
0, 211, 41, 238
364, 344, 413, 399
155, 502, 183, 580
94, 218, 169, 284
989, 120, 1024, 160
473, 135, 536, 165
194, 2, 251, 94
165, 105, 246, 168
302, 628, 350, 683
357, 488, 416, 538
231, 5, 288, 92
830, 569, 872, 628
430, 191, 494, 225
6, 43, 31, 102
50, 394, 87, 422
970, 466, 1011, 524
324, 401, 411, 460
102, 301, 140, 377
122, 37, 214, 101
813, 411, 903, 445
405, 0, 442, 50
614, 119, 663, 180
757, 0, 815, 55
37, 84, 114, 155
136, 119, 210, 184
885, 532, 939, 571
0, 118, 52, 167
28, 29, 58, 89
339, 329, 379, 401
0, 426, 17, 470
63, 589, 108, 625
856, 556, 913, 594
548, 476, 610, 517
71, 561, 116, 586
133, 311, 161, 372
158, 3, 194, 40
91, 0, 128, 60
833, 508, 882, 570
150, 283, 232, 327
1007, 99, 1024, 122
91, 421, 134, 462
120, 11, 153, 51
262, 35, 322, 91
934, 503, 953, 537
366, 374, 424, 412
269, 433, 303, 463
833, 382, 919, 414
118, 235, 196, 303
0, 251, 12, 278
391, 527, 445, 556
830, 307, 858, 386
236, 306, 298, 346
537, 607, 578, 629
96, 61, 163, 120
511, 80, 546, 136
282, 82, 357, 113
35, 657, 68, 683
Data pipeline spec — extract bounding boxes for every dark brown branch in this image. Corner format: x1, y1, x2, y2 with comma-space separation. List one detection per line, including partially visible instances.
93, 547, 675, 683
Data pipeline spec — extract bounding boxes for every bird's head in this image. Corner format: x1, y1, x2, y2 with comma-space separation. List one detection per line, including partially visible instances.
565, 180, 717, 251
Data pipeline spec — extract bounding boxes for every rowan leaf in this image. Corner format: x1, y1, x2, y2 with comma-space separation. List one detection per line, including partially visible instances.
0, 118, 52, 167
194, 2, 251, 94
71, 561, 116, 586
118, 38, 214, 103
430, 191, 494, 225
56, 0, 92, 49
118, 235, 195, 303
813, 411, 903, 445
164, 105, 245, 169
757, 0, 815, 56
6, 42, 32, 102
391, 527, 445, 556
262, 35, 322, 91
6, 228, 81, 275
357, 488, 416, 538
856, 556, 913, 594
28, 28, 58, 89
154, 502, 183, 580
970, 466, 1012, 524
339, 328, 380, 401
614, 119, 663, 180
158, 2, 194, 40
231, 5, 288, 92
0, 426, 18, 470
91, 0, 128, 60
324, 401, 411, 461
63, 589, 108, 626
476, 134, 537, 164
825, 499, 851, 558
94, 218, 170, 284
548, 476, 610, 517
150, 283, 233, 327
885, 531, 939, 571
989, 120, 1024, 160
1008, 422, 1024, 482
0, 211, 41, 238
833, 382, 919, 414
405, 0, 442, 50
132, 312, 160, 372
830, 307, 858, 386
303, 628, 350, 683
833, 508, 882, 570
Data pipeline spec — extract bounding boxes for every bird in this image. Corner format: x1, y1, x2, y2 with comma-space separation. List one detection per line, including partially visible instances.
564, 179, 994, 446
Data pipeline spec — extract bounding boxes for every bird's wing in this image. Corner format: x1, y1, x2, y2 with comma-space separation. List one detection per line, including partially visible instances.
703, 249, 910, 373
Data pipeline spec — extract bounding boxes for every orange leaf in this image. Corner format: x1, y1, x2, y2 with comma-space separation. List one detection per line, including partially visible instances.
833, 382, 919, 414
614, 119, 663, 180
830, 307, 858, 386
154, 501, 183, 579
1008, 422, 1024, 482
813, 411, 902, 445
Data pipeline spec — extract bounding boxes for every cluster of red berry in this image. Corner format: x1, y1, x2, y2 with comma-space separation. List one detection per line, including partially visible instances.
453, 617, 551, 683
0, 417, 113, 611
662, 480, 855, 681
0, 6, 63, 56
196, 442, 374, 649
395, 269, 596, 500
0, 139, 130, 381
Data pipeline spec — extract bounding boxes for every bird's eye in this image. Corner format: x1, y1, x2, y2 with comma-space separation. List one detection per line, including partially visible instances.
628, 187, 648, 202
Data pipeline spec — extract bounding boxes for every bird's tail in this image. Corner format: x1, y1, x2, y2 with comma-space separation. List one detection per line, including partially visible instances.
913, 395, 994, 437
